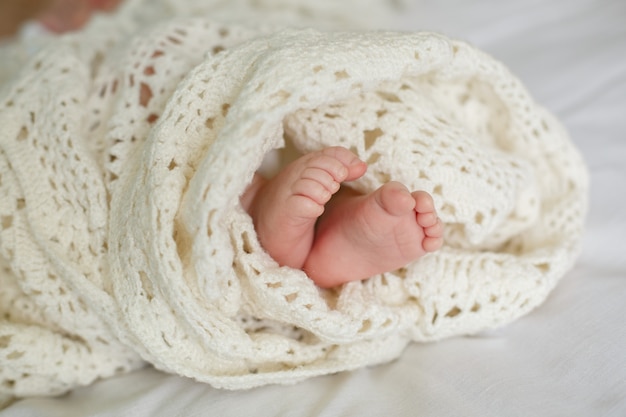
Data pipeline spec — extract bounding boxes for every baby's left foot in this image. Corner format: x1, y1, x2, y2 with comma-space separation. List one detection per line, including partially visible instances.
242, 147, 367, 270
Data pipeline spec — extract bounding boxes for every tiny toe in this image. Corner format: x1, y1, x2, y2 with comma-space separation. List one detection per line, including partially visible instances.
416, 211, 438, 228
301, 167, 341, 193
287, 195, 325, 218
321, 146, 361, 166
292, 178, 332, 205
321, 146, 367, 181
412, 190, 435, 214
306, 153, 350, 182
424, 218, 443, 238
423, 236, 443, 252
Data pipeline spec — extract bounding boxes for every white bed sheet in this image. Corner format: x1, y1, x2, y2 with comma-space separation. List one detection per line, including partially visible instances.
2, 0, 625, 415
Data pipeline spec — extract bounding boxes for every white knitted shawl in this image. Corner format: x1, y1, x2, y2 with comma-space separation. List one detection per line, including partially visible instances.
0, 0, 588, 401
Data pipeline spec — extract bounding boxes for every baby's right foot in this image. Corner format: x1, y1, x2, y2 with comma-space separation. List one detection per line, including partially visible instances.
303, 182, 444, 287
245, 147, 367, 269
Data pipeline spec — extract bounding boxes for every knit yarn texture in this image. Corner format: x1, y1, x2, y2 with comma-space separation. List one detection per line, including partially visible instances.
0, 0, 588, 400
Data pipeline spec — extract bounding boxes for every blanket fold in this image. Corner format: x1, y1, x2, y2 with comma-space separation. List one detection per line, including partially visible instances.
0, 1, 587, 398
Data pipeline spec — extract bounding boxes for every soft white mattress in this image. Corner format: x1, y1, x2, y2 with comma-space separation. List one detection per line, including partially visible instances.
2, 0, 625, 415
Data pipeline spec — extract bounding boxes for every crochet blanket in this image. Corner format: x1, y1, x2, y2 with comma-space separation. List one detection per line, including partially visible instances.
0, 0, 588, 401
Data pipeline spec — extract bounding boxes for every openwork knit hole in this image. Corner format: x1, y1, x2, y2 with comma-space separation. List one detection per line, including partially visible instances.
1, 215, 12, 229
0, 335, 11, 349
334, 70, 349, 80
445, 306, 461, 318
363, 128, 383, 150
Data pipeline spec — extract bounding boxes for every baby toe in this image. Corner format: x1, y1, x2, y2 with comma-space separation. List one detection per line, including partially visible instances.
424, 218, 443, 238
301, 167, 341, 193
305, 153, 350, 182
417, 211, 438, 228
320, 146, 367, 181
422, 236, 444, 252
412, 190, 435, 214
292, 178, 333, 205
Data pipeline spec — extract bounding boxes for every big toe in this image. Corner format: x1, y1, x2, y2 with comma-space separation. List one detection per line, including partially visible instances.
320, 146, 367, 181
376, 182, 416, 216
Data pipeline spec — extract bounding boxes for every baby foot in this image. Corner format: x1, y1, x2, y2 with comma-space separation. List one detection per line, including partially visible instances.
38, 0, 122, 33
245, 147, 367, 269
303, 182, 443, 287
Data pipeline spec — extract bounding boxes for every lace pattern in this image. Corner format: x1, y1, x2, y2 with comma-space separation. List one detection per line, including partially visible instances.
0, 0, 588, 398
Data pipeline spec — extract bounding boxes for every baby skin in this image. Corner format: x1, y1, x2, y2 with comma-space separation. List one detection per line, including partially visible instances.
241, 146, 443, 288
